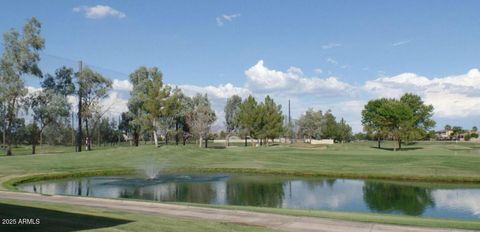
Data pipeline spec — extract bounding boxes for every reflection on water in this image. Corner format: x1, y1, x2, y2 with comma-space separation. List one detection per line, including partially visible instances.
363, 182, 435, 215
18, 174, 480, 220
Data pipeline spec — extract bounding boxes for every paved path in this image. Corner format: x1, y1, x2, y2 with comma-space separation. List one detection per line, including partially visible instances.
0, 191, 475, 232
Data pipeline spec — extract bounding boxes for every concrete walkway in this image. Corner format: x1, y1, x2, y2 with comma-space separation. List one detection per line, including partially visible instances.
0, 191, 475, 232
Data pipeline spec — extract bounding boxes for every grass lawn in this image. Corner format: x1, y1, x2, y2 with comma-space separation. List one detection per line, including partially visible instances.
0, 199, 275, 232
1, 141, 480, 230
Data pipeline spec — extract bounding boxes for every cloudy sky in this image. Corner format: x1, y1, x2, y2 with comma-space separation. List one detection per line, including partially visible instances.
2, 0, 480, 132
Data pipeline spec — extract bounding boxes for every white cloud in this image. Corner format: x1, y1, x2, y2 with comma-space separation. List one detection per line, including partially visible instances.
326, 57, 338, 65
364, 69, 480, 117
216, 13, 241, 26
245, 60, 355, 97
322, 43, 341, 49
392, 40, 411, 47
314, 68, 323, 74
179, 83, 250, 99
73, 5, 126, 19
433, 190, 480, 217
112, 79, 132, 91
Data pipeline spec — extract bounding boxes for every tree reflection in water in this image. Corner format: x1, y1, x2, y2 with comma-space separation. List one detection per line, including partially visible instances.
226, 177, 285, 207
363, 182, 435, 215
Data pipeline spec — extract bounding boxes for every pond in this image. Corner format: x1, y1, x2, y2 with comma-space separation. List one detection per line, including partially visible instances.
18, 174, 480, 220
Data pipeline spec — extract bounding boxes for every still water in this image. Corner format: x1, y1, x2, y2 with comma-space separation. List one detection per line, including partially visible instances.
18, 174, 480, 220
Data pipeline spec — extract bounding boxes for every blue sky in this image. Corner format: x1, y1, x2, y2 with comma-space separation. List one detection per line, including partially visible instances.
1, 0, 480, 131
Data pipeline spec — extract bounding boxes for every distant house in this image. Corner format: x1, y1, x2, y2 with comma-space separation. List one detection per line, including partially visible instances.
435, 129, 479, 141
435, 130, 453, 140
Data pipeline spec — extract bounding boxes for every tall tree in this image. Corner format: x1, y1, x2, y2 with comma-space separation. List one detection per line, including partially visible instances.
261, 96, 284, 145
361, 98, 390, 148
399, 93, 435, 143
362, 98, 414, 151
78, 67, 112, 150
41, 66, 75, 96
0, 17, 44, 155
337, 118, 353, 143
127, 67, 155, 146
224, 95, 242, 146
298, 109, 324, 142
237, 95, 258, 147
142, 67, 170, 147
322, 110, 339, 140
27, 89, 70, 154
159, 87, 184, 145
187, 94, 216, 148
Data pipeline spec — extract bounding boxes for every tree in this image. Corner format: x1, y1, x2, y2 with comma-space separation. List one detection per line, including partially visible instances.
142, 67, 170, 147
399, 93, 435, 143
27, 89, 70, 154
362, 98, 414, 151
173, 90, 194, 145
298, 109, 324, 141
362, 98, 389, 148
337, 118, 353, 143
452, 126, 463, 140
159, 87, 185, 145
322, 110, 339, 140
187, 94, 216, 148
0, 17, 44, 155
472, 126, 478, 132
78, 67, 112, 150
41, 66, 75, 96
127, 67, 162, 146
224, 95, 242, 146
261, 96, 284, 145
237, 95, 258, 147
444, 124, 452, 131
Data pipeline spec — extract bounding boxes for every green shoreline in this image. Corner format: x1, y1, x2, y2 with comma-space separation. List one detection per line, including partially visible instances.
5, 166, 480, 191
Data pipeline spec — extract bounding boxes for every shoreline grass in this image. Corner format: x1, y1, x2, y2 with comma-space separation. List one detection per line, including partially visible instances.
172, 202, 480, 230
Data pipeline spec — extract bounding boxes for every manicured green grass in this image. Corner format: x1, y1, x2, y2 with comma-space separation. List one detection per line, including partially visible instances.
2, 141, 480, 188
0, 199, 275, 232
175, 202, 480, 230
1, 141, 480, 230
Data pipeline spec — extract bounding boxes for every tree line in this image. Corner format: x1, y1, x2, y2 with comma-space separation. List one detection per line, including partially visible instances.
0, 18, 357, 155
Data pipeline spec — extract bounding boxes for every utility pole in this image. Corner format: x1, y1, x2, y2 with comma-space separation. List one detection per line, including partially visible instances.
71, 112, 75, 146
76, 61, 83, 152
2, 103, 5, 147
288, 99, 292, 144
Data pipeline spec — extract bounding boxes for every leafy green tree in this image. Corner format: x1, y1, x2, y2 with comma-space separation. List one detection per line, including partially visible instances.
298, 109, 324, 141
337, 118, 353, 143
142, 67, 170, 147
472, 126, 478, 132
173, 90, 194, 145
78, 67, 112, 150
362, 98, 389, 148
261, 96, 284, 145
41, 66, 75, 96
187, 94, 216, 148
224, 95, 242, 146
0, 17, 44, 155
127, 67, 152, 146
159, 87, 185, 145
444, 124, 452, 131
237, 95, 258, 147
452, 126, 463, 140
322, 110, 339, 140
362, 98, 414, 151
399, 93, 435, 143
27, 90, 70, 154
